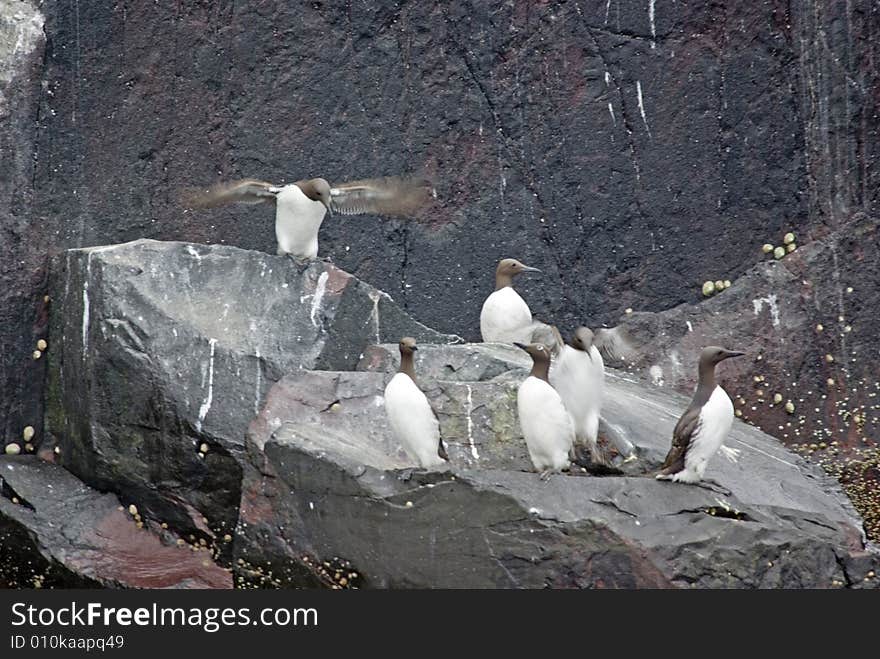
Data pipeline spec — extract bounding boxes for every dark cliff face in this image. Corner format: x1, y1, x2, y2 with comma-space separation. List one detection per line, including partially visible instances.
1, 2, 878, 445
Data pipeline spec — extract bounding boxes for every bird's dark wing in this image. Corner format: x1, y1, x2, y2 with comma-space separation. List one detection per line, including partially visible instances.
424, 386, 449, 462
593, 326, 637, 364
658, 406, 702, 476
329, 176, 434, 216
179, 179, 278, 209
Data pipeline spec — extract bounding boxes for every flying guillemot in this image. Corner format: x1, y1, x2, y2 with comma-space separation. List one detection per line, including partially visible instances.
182, 175, 433, 260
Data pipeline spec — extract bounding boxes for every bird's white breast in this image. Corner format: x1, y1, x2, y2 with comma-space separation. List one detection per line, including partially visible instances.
275, 185, 327, 259
480, 287, 533, 343
384, 373, 445, 469
686, 385, 735, 475
517, 376, 574, 472
550, 345, 605, 442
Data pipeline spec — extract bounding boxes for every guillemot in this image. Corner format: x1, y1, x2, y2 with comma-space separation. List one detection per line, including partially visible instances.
656, 346, 745, 484
514, 342, 574, 480
480, 259, 541, 343
383, 337, 448, 470
182, 175, 433, 260
551, 327, 637, 464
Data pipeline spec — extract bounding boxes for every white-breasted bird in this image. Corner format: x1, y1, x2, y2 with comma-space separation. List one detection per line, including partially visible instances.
656, 346, 745, 484
551, 326, 637, 464
383, 337, 448, 470
480, 258, 541, 343
551, 327, 606, 463
182, 175, 433, 260
514, 342, 574, 480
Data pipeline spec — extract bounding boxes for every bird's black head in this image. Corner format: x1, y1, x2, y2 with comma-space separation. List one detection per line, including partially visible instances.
570, 327, 595, 353
300, 177, 333, 214
496, 258, 541, 278
398, 336, 418, 356
700, 346, 745, 367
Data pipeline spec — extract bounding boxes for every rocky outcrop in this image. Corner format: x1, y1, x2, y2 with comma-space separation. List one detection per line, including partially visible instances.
0, 1, 46, 445
0, 456, 230, 588
44, 240, 458, 552
30, 240, 880, 588
236, 344, 878, 588
600, 213, 879, 453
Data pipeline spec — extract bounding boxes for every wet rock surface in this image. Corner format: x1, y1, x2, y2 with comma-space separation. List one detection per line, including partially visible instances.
16, 239, 878, 588
236, 344, 879, 588
44, 239, 458, 552
0, 456, 230, 588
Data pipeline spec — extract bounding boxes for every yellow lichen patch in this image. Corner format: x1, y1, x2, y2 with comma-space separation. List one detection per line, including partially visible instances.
36, 339, 47, 351
128, 504, 138, 517
32, 350, 41, 360
783, 232, 795, 245
702, 281, 715, 296
773, 246, 786, 259
4, 443, 21, 455
762, 244, 774, 254
22, 426, 35, 441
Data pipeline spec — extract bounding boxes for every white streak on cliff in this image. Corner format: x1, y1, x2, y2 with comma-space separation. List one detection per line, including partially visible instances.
196, 338, 217, 432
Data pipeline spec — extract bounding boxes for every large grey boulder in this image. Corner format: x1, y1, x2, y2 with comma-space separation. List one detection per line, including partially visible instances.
0, 456, 230, 588
40, 240, 879, 588
45, 239, 459, 550
237, 344, 879, 588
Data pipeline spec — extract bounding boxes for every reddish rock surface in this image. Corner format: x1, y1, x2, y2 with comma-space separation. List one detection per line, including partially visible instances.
0, 456, 231, 588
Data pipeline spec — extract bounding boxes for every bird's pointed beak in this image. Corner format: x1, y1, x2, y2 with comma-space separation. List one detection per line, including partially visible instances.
520, 265, 542, 274
411, 345, 418, 351
722, 350, 745, 360
324, 200, 334, 216
513, 342, 528, 351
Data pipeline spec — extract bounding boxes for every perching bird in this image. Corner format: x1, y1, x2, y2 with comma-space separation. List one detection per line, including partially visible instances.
181, 175, 434, 260
383, 337, 449, 470
551, 327, 637, 464
656, 346, 745, 484
514, 342, 575, 480
551, 327, 607, 464
480, 258, 541, 343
